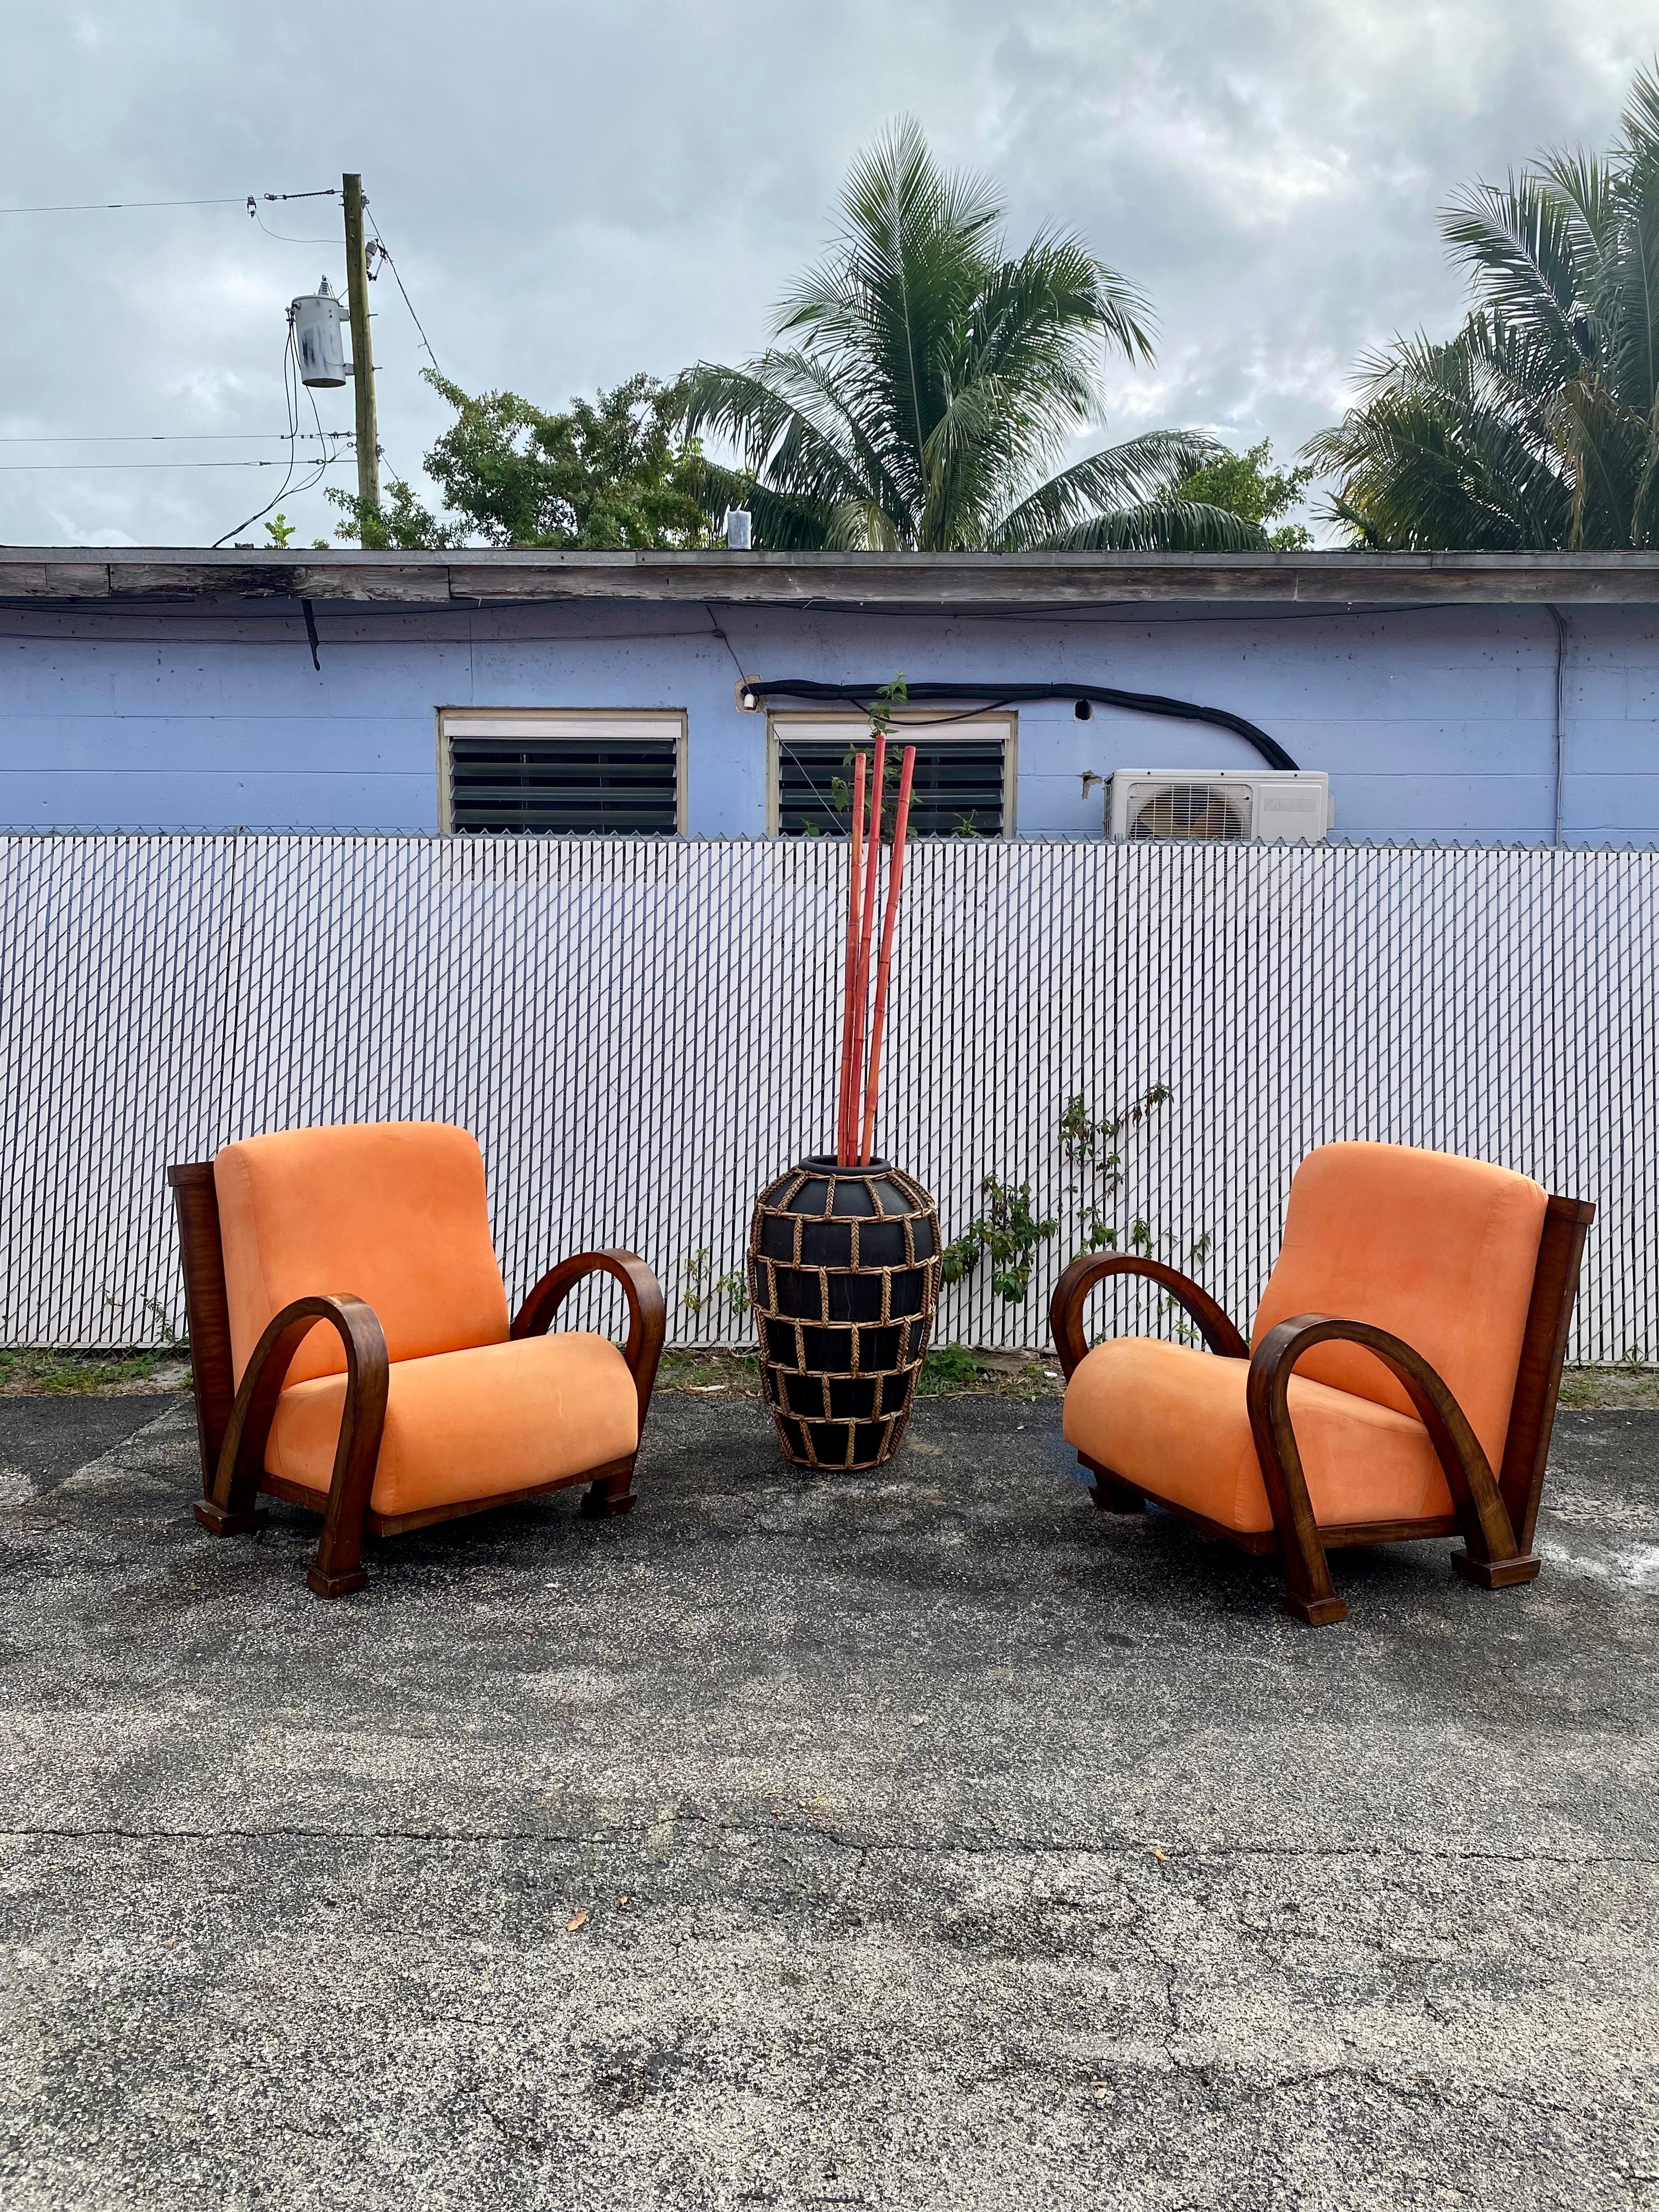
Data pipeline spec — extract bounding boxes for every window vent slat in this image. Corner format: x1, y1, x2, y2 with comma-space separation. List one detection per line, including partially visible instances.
777, 738, 1005, 838
449, 734, 679, 835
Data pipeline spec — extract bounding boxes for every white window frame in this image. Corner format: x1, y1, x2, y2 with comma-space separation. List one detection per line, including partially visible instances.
764, 711, 1018, 837
437, 707, 689, 835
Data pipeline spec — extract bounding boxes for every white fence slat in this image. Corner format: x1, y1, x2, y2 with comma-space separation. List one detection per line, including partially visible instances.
2, 834, 1653, 1361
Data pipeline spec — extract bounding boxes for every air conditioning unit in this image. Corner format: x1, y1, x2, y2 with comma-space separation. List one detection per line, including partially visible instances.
1106, 769, 1333, 843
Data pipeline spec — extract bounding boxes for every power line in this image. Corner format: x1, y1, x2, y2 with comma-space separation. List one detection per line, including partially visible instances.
0, 187, 338, 217
213, 317, 336, 545
252, 207, 340, 246
0, 458, 354, 472
365, 212, 442, 375
0, 432, 352, 444
0, 194, 245, 215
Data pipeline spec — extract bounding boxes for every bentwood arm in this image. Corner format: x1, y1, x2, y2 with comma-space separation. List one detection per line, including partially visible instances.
511, 1250, 667, 1426
1246, 1313, 1537, 1626
198, 1292, 391, 1599
1048, 1252, 1249, 1379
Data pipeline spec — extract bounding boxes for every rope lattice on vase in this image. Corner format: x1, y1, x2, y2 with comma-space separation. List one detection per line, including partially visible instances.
749, 1159, 940, 1470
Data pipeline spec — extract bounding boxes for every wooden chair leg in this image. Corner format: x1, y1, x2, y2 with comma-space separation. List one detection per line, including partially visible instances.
1450, 1548, 1542, 1590
1276, 1526, 1348, 1627
195, 1497, 269, 1537
196, 1381, 273, 1536
1080, 1456, 1144, 1514
1245, 1346, 1350, 1626
307, 1406, 382, 1598
581, 1459, 637, 1520
309, 1509, 372, 1599
194, 1389, 270, 1536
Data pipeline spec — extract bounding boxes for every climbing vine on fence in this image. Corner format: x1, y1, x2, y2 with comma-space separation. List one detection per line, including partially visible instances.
942, 1083, 1212, 1310
940, 1178, 1059, 1301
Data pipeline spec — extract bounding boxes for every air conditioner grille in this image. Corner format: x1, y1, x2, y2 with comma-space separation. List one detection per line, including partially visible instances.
1128, 782, 1249, 842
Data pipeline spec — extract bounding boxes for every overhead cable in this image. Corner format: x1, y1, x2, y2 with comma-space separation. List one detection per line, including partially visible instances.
0, 187, 337, 217
212, 318, 335, 545
0, 431, 351, 444
365, 212, 443, 374
0, 458, 352, 472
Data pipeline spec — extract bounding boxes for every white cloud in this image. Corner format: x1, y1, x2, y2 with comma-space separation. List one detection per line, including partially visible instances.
0, 0, 1653, 545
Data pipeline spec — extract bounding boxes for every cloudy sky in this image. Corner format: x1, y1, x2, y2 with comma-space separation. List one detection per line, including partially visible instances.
2, 0, 1654, 548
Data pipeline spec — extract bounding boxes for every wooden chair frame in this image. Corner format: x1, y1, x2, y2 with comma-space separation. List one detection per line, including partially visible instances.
1048, 1194, 1594, 1626
168, 1162, 666, 1599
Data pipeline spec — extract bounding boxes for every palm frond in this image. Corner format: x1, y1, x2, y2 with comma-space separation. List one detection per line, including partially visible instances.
1604, 154, 1659, 414
822, 496, 909, 551
1441, 173, 1593, 377
678, 359, 895, 535
1621, 62, 1659, 165
993, 432, 1231, 549
1304, 334, 1573, 549
1560, 375, 1654, 545
1042, 500, 1271, 552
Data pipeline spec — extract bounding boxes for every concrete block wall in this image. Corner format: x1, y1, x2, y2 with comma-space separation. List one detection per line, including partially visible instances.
1, 598, 1656, 843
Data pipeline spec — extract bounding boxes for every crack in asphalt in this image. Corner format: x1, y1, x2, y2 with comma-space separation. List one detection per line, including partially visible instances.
0, 1820, 1653, 1869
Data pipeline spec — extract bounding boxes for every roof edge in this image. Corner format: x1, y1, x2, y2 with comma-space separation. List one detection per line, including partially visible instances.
4, 546, 1659, 608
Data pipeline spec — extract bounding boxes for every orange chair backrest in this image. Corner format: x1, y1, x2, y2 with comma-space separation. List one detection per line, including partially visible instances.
1251, 1142, 1547, 1471
215, 1121, 511, 1388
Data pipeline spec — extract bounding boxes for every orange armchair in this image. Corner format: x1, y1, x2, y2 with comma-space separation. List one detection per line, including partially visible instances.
1049, 1143, 1593, 1626
168, 1122, 664, 1598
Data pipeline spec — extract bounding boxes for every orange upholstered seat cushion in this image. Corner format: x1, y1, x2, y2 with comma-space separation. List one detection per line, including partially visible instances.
215, 1122, 511, 1388
265, 1332, 638, 1518
1064, 1337, 1451, 1534
1250, 1142, 1546, 1471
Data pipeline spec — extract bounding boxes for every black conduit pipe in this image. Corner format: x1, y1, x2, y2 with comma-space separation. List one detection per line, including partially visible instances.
738, 678, 1298, 772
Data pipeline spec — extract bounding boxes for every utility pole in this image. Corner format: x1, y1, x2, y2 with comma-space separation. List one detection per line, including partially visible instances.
342, 172, 380, 518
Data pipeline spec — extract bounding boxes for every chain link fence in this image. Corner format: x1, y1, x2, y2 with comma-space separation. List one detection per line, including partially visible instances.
3, 833, 1654, 1359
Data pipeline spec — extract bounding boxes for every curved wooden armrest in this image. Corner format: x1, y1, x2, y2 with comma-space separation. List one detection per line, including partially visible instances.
1048, 1252, 1248, 1378
1247, 1315, 1528, 1613
210, 1296, 390, 1576
511, 1250, 666, 1425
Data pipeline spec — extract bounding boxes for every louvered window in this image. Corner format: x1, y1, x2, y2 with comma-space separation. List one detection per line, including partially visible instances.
441, 712, 684, 835
771, 719, 1013, 837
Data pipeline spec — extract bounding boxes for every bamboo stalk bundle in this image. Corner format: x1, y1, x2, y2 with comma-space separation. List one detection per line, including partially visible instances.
834, 740, 917, 1166
846, 733, 885, 1159
835, 753, 867, 1165
859, 744, 916, 1164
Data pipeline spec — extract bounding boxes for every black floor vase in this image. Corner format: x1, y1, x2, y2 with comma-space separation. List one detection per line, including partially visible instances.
748, 1156, 941, 1470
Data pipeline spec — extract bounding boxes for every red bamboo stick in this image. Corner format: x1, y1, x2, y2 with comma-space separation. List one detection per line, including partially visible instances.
848, 734, 886, 1153
836, 753, 867, 1163
859, 745, 916, 1164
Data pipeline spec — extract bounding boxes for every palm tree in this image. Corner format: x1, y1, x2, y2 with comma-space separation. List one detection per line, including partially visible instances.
1307, 66, 1659, 549
680, 119, 1262, 552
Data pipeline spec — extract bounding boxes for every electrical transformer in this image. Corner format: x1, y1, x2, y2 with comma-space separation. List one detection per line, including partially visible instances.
291, 278, 348, 388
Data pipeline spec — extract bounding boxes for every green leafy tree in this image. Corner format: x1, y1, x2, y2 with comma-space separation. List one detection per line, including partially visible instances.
1307, 65, 1659, 548
331, 369, 729, 549
679, 117, 1264, 553
1176, 441, 1314, 549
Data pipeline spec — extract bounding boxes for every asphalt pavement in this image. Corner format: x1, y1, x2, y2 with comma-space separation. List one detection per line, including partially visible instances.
1, 1389, 1655, 2210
